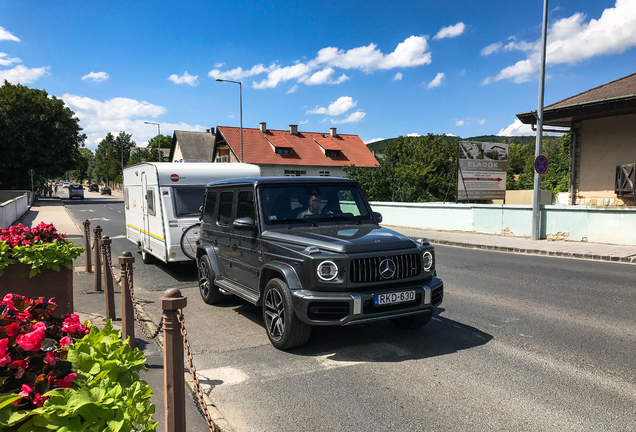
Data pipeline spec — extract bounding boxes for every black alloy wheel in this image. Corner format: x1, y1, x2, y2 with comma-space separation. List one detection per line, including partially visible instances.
263, 278, 311, 350
198, 255, 224, 304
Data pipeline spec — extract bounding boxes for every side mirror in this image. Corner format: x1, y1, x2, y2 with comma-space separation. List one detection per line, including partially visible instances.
233, 216, 256, 230
373, 212, 383, 224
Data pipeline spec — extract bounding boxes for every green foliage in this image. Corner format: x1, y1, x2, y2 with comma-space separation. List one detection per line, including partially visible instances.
93, 132, 137, 183
0, 81, 86, 190
0, 241, 15, 275
0, 321, 157, 431
345, 134, 456, 202
7, 240, 84, 277
68, 148, 95, 183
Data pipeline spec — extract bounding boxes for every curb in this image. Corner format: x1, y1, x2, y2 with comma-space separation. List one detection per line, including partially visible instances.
417, 236, 636, 265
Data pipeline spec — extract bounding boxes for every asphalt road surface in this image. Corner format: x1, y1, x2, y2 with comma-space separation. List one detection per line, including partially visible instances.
64, 193, 636, 432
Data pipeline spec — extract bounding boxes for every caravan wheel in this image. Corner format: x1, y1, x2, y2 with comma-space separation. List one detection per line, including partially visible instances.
141, 248, 154, 264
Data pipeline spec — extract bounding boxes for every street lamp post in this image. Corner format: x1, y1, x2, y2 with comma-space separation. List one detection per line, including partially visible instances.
144, 121, 161, 162
215, 78, 243, 163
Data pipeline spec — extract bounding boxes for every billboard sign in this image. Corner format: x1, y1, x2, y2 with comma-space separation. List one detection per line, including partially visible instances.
457, 141, 509, 200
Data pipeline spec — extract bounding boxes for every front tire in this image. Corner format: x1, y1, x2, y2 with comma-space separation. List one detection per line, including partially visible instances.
198, 255, 225, 304
390, 311, 432, 329
263, 278, 311, 350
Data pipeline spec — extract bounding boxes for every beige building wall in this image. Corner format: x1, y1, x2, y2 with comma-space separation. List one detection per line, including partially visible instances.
577, 113, 636, 205
171, 142, 184, 162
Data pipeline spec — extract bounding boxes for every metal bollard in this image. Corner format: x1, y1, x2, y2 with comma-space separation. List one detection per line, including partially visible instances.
100, 236, 116, 320
119, 251, 135, 349
93, 226, 102, 292
83, 220, 92, 273
160, 289, 187, 432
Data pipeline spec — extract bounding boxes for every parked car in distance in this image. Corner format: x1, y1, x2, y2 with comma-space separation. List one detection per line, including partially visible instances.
100, 186, 112, 195
62, 182, 70, 188
196, 177, 444, 350
68, 183, 84, 200
89, 183, 99, 192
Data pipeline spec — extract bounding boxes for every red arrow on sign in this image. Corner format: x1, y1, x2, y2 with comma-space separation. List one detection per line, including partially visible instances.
463, 177, 503, 182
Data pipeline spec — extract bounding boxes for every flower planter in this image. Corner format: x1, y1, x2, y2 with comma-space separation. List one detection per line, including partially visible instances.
0, 263, 73, 317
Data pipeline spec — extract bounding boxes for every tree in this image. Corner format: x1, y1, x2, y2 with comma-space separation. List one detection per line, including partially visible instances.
344, 134, 456, 202
0, 81, 86, 189
68, 148, 94, 182
93, 133, 119, 184
114, 131, 136, 170
147, 134, 172, 161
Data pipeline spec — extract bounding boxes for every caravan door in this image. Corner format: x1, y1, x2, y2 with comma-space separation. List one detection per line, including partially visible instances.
141, 172, 151, 252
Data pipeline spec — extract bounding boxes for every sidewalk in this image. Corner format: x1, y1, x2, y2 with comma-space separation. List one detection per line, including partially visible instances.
14, 196, 216, 432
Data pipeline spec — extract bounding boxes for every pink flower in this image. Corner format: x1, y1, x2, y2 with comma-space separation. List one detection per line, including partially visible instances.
0, 338, 10, 367
56, 372, 76, 388
2, 294, 17, 310
59, 336, 71, 347
43, 351, 56, 366
18, 384, 32, 396
5, 322, 19, 336
16, 329, 45, 351
9, 360, 28, 379
33, 393, 48, 408
31, 322, 46, 332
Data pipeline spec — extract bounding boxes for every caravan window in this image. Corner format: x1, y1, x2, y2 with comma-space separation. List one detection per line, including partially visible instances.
124, 188, 129, 209
147, 188, 156, 216
173, 187, 205, 218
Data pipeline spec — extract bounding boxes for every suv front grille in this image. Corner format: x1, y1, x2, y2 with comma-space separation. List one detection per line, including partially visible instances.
349, 253, 421, 283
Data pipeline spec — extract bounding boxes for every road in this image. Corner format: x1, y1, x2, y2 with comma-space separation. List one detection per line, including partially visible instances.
64, 192, 636, 432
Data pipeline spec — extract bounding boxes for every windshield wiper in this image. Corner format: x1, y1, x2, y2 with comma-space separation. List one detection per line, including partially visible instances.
319, 215, 361, 225
276, 218, 316, 227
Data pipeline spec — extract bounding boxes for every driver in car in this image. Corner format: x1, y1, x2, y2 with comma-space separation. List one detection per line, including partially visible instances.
297, 195, 322, 218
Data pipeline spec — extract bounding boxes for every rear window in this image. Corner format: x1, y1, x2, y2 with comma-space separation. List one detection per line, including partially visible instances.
70, 184, 82, 189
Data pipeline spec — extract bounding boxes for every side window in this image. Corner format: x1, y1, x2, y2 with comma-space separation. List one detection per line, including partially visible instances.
237, 190, 255, 220
124, 188, 129, 209
217, 191, 234, 225
147, 188, 156, 216
202, 191, 217, 224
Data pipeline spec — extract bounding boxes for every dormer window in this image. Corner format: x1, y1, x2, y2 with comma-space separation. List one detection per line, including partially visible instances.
275, 147, 292, 156
325, 150, 341, 158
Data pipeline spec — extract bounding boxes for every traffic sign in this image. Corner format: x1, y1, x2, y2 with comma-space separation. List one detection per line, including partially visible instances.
535, 155, 548, 175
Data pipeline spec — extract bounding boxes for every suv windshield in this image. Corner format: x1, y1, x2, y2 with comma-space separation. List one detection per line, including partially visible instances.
259, 184, 370, 225
173, 186, 205, 217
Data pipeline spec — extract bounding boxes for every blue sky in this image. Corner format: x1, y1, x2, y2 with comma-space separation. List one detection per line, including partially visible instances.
1, 0, 635, 151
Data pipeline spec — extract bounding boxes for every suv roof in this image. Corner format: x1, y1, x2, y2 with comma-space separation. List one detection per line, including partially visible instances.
206, 176, 357, 188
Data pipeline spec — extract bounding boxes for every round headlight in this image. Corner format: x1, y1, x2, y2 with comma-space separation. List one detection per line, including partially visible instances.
317, 260, 338, 281
422, 251, 433, 272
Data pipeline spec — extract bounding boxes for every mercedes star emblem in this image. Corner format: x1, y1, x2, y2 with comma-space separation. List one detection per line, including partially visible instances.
379, 258, 396, 279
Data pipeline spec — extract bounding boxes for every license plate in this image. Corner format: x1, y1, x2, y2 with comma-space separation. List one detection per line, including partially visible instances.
374, 290, 416, 306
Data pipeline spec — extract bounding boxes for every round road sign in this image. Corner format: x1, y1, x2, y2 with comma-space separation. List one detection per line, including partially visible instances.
170, 174, 180, 182
535, 155, 548, 175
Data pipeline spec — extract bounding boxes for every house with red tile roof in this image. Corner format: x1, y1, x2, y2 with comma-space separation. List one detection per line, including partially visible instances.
517, 73, 636, 206
212, 123, 379, 177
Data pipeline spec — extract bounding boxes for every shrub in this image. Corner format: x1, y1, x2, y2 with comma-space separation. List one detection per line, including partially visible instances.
0, 223, 84, 277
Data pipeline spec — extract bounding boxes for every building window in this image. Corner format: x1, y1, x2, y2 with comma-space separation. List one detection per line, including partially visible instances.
319, 171, 330, 177
275, 148, 292, 155
284, 170, 307, 177
325, 150, 341, 158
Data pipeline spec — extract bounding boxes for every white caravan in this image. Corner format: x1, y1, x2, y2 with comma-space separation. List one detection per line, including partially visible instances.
123, 162, 261, 264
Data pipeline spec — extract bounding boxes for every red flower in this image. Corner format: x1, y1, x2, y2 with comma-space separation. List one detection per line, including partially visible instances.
56, 372, 76, 388
59, 336, 71, 347
18, 384, 32, 396
31, 321, 46, 332
16, 329, 45, 351
43, 351, 56, 366
6, 322, 19, 336
33, 393, 48, 408
9, 360, 29, 379
0, 338, 11, 367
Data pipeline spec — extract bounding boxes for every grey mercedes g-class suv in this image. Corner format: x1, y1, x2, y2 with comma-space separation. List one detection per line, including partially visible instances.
196, 177, 443, 350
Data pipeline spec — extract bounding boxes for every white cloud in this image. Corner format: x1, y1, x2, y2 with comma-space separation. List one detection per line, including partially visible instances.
365, 138, 384, 144
0, 26, 19, 42
427, 72, 445, 88
0, 52, 21, 66
209, 64, 274, 81
82, 71, 110, 82
485, 0, 636, 84
456, 120, 465, 126
61, 94, 180, 148
213, 36, 431, 90
393, 72, 403, 80
445, 133, 457, 137
498, 119, 534, 136
168, 71, 199, 86
287, 85, 298, 94
478, 119, 486, 125
331, 111, 366, 124
307, 96, 357, 116
214, 62, 224, 68
481, 42, 502, 56
0, 65, 49, 84
407, 133, 421, 137
433, 22, 466, 40
299, 119, 308, 125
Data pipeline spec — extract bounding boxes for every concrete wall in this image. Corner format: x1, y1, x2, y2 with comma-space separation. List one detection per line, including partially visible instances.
0, 194, 29, 229
577, 114, 636, 200
370, 201, 636, 246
